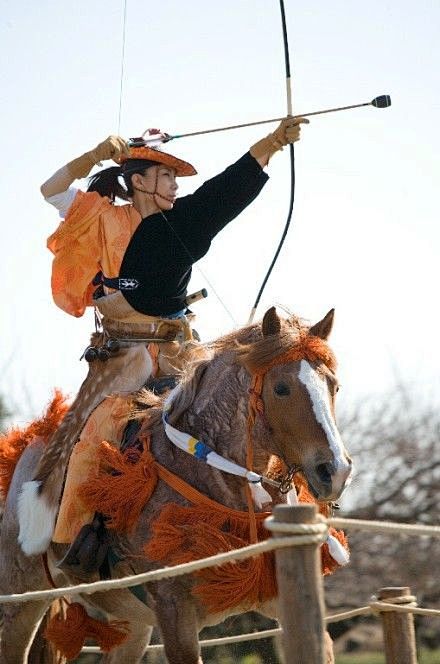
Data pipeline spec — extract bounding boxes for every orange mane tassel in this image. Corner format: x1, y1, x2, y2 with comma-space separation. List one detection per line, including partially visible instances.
0, 389, 69, 500
44, 601, 129, 660
78, 439, 158, 532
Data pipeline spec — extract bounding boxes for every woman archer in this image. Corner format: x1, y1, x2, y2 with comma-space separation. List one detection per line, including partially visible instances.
18, 117, 308, 555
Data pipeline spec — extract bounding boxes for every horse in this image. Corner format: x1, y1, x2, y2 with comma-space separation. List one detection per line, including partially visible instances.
0, 306, 352, 663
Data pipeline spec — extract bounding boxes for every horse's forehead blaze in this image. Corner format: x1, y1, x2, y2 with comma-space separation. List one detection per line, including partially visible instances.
296, 359, 348, 464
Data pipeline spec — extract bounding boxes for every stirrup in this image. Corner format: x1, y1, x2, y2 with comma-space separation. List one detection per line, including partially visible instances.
57, 513, 110, 580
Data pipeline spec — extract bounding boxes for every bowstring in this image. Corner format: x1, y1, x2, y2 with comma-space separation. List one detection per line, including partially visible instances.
117, 0, 128, 134
116, 1, 236, 327
247, 0, 295, 324
159, 211, 237, 326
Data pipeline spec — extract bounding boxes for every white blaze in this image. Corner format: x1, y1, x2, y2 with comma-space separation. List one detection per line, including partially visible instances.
298, 360, 349, 472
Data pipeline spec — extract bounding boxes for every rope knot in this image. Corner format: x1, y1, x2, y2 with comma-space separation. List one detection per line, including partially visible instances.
369, 594, 418, 616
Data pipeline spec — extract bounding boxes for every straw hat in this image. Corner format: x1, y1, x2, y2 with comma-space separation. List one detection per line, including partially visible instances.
117, 145, 197, 177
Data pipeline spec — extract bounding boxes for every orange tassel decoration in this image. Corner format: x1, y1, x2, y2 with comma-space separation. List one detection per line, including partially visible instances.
187, 528, 276, 612
321, 527, 349, 575
44, 601, 129, 660
146, 503, 276, 613
0, 389, 69, 500
78, 440, 158, 532
145, 472, 349, 613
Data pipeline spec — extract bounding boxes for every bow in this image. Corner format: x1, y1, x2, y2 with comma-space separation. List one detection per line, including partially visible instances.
247, 0, 295, 324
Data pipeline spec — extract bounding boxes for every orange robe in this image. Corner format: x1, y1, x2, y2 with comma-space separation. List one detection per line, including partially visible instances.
47, 191, 141, 317
53, 396, 132, 543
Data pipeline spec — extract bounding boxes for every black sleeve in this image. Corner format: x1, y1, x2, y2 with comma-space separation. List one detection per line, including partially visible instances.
172, 151, 269, 242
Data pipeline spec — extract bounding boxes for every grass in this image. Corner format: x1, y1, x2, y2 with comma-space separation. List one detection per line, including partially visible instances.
336, 650, 440, 664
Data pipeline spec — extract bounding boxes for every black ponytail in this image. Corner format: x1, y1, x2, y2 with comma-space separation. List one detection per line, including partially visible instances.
87, 166, 128, 202
87, 159, 158, 202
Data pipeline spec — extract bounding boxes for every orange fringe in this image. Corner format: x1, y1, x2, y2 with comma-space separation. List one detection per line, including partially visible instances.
255, 332, 337, 375
76, 436, 347, 613
78, 440, 158, 532
44, 601, 129, 660
146, 502, 269, 563
145, 502, 276, 613
0, 389, 69, 500
145, 472, 349, 613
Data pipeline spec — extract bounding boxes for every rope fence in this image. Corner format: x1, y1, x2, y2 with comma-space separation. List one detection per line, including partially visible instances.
1, 517, 439, 606
81, 594, 440, 654
0, 523, 328, 605
1, 510, 439, 663
328, 517, 440, 537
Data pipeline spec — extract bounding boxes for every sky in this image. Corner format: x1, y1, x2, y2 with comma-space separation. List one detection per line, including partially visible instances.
1, 0, 439, 425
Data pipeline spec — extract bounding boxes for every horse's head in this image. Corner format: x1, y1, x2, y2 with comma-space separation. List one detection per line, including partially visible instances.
243, 307, 352, 502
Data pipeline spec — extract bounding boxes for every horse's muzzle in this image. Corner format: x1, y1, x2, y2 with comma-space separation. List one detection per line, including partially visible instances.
305, 457, 353, 501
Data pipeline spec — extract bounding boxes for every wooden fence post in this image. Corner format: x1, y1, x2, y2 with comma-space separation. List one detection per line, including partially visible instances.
270, 504, 326, 664
378, 586, 418, 664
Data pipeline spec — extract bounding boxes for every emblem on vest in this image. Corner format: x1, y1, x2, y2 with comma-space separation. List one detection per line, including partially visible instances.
118, 278, 139, 290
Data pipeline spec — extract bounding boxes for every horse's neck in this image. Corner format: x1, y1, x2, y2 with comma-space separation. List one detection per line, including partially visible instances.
193, 352, 272, 476
181, 354, 249, 458
153, 354, 251, 510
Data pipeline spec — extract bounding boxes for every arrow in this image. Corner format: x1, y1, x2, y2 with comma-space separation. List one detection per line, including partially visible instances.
133, 95, 391, 147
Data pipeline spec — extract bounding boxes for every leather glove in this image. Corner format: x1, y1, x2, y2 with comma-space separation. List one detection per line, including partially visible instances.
67, 136, 130, 179
250, 117, 309, 162
89, 135, 130, 165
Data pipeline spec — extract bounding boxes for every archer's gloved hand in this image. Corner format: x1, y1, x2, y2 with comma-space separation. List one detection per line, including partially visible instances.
67, 136, 130, 180
250, 117, 309, 162
89, 136, 130, 165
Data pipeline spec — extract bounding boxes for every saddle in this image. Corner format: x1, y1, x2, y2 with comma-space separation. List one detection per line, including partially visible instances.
57, 374, 178, 579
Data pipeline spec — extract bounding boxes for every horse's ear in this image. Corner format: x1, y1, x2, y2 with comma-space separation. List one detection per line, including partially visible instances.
309, 308, 335, 340
262, 307, 281, 337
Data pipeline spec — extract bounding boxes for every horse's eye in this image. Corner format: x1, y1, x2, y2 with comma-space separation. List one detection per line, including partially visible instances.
274, 382, 290, 397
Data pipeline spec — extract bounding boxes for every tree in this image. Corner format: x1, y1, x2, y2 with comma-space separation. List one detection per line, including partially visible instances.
0, 395, 10, 433
325, 388, 440, 650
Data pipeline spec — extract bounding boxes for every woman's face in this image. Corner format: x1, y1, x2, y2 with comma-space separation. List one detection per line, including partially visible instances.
140, 165, 179, 210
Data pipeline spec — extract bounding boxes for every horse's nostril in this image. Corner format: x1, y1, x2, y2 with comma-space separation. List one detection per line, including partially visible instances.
316, 462, 333, 484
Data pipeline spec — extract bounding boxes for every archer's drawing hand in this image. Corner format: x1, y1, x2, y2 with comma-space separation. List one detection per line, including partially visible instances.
89, 136, 130, 165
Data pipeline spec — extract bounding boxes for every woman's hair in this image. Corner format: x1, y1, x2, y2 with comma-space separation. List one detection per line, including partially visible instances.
87, 159, 157, 201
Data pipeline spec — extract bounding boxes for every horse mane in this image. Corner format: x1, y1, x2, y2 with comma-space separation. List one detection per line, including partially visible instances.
132, 312, 335, 429
132, 359, 212, 428
210, 314, 336, 374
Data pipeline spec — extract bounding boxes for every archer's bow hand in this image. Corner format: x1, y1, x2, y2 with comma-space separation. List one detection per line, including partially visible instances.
282, 117, 309, 144
250, 117, 309, 165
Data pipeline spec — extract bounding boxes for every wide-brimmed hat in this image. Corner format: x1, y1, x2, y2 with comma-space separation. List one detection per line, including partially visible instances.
117, 145, 197, 177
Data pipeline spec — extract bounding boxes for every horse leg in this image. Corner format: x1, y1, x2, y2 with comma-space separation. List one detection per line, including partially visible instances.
82, 588, 155, 664
0, 600, 51, 664
0, 441, 54, 662
154, 587, 202, 664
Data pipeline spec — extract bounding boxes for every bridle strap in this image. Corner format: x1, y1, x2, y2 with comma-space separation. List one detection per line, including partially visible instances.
41, 552, 58, 589
132, 166, 175, 205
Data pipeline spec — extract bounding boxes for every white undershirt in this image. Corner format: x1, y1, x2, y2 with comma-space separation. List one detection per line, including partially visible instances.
46, 187, 79, 218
